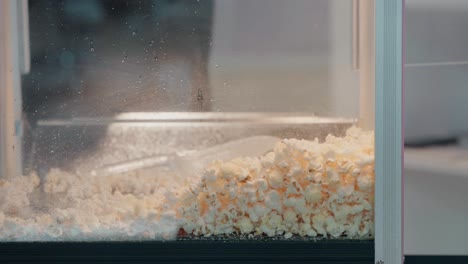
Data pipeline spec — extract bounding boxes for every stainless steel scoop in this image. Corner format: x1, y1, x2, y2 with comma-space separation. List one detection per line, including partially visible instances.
92, 135, 280, 177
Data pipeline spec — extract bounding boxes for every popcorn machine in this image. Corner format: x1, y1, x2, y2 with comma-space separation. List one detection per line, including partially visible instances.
0, 0, 403, 263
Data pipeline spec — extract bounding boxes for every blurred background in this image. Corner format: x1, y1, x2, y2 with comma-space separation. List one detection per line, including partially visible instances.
405, 0, 468, 258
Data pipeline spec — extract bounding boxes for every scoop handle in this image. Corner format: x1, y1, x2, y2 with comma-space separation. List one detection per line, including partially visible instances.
92, 154, 175, 176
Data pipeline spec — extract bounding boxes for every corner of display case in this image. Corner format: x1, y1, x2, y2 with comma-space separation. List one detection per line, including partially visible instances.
0, 240, 374, 263
374, 0, 404, 263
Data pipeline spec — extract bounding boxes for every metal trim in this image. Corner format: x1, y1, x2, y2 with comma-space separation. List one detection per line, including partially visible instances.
0, 0, 24, 179
374, 0, 404, 263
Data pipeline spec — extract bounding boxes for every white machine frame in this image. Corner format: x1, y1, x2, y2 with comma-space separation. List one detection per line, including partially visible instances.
0, 0, 403, 263
374, 0, 404, 263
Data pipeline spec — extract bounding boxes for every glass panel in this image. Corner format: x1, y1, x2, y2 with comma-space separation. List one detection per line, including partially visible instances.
0, 0, 375, 242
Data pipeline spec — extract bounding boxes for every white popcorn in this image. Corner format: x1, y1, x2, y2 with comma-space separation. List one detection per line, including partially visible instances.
293, 197, 307, 214
267, 169, 283, 188
261, 152, 276, 168
237, 217, 254, 233
242, 182, 257, 196
351, 168, 361, 177
246, 158, 262, 176
247, 209, 259, 223
265, 190, 282, 212
229, 189, 237, 199
362, 200, 372, 211
325, 216, 344, 238
359, 221, 374, 237
356, 156, 374, 167
312, 214, 327, 236
0, 212, 4, 226
204, 171, 218, 183
256, 179, 268, 191
253, 204, 269, 217
287, 166, 302, 178
306, 172, 322, 183
326, 167, 340, 183
259, 224, 276, 237
257, 190, 265, 202
304, 185, 322, 204
265, 211, 283, 230
307, 158, 324, 173
337, 183, 355, 197
338, 160, 354, 174
300, 223, 317, 237
283, 209, 297, 228
357, 174, 374, 191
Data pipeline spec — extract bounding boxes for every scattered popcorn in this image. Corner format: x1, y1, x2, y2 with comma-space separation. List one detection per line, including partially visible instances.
0, 173, 39, 218
0, 127, 374, 241
0, 168, 181, 240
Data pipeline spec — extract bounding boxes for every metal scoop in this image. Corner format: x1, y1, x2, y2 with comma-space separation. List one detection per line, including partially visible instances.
92, 135, 280, 177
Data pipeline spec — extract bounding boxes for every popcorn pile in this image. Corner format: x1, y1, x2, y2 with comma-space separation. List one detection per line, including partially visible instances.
0, 127, 374, 241
177, 127, 374, 239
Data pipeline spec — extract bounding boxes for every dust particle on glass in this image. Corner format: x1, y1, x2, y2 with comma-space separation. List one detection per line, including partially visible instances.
197, 93, 203, 101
